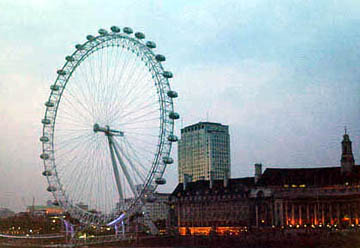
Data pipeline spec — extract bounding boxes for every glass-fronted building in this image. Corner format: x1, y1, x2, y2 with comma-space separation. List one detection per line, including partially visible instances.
178, 122, 231, 183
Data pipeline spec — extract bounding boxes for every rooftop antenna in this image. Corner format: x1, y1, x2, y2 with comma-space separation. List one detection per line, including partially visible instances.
344, 126, 347, 134
32, 196, 35, 214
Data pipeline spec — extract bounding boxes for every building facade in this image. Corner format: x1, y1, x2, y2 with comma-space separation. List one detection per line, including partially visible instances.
178, 122, 231, 183
169, 178, 254, 235
255, 132, 360, 228
145, 193, 170, 222
170, 132, 360, 234
0, 208, 15, 218
26, 205, 64, 216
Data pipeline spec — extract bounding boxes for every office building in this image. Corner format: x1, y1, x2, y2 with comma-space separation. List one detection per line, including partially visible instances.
178, 122, 231, 183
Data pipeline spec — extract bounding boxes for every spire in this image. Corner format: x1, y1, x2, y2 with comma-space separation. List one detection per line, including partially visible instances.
341, 129, 355, 174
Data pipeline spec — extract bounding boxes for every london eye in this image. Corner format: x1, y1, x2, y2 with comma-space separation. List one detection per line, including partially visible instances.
40, 26, 179, 225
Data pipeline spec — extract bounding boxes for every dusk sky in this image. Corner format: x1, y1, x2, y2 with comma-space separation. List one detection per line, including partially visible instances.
0, 0, 359, 211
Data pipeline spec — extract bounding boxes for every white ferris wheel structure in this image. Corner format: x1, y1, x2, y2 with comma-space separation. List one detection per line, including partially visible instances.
40, 25, 179, 228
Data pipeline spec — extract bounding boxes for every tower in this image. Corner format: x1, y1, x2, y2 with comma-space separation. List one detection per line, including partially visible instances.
178, 122, 231, 183
341, 128, 355, 174
254, 163, 262, 184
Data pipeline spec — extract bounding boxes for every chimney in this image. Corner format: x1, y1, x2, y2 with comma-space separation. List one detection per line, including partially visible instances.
183, 174, 186, 191
224, 168, 229, 188
183, 174, 192, 191
254, 163, 262, 184
183, 174, 187, 191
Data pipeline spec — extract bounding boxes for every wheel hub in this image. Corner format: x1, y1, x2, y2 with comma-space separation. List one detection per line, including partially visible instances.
93, 123, 124, 136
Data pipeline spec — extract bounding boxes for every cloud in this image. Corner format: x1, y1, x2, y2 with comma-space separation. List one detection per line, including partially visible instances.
171, 58, 360, 178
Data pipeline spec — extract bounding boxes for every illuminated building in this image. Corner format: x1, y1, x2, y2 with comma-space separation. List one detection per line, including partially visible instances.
169, 178, 254, 235
178, 122, 231, 183
255, 131, 360, 228
170, 131, 360, 234
26, 205, 64, 216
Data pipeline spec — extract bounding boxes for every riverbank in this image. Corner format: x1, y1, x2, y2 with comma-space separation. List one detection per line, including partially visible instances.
1, 229, 359, 247
93, 229, 360, 248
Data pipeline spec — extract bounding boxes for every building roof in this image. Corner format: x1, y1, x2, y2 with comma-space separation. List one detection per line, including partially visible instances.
27, 205, 63, 211
257, 165, 360, 187
154, 192, 171, 196
171, 177, 255, 197
181, 121, 228, 132
0, 208, 15, 217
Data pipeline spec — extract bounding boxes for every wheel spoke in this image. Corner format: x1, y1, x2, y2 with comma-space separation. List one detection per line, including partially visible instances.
110, 136, 137, 197
108, 136, 124, 201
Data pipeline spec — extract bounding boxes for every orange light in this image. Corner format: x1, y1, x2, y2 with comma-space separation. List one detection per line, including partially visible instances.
178, 227, 245, 236
178, 227, 211, 236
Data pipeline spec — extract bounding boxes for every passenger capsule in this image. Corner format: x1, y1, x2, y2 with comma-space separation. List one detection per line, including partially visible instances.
57, 70, 66, 76
50, 85, 60, 91
163, 71, 173, 78
86, 35, 95, 41
75, 44, 84, 50
47, 186, 57, 192
162, 156, 174, 164
42, 170, 52, 176
110, 26, 121, 33
145, 195, 156, 203
65, 56, 75, 62
155, 54, 166, 62
123, 27, 133, 34
135, 32, 145, 39
45, 101, 55, 107
98, 29, 108, 35
40, 153, 49, 160
167, 134, 178, 142
155, 178, 166, 185
42, 119, 51, 125
52, 201, 59, 206
40, 136, 49, 143
146, 41, 156, 49
167, 90, 178, 98
169, 112, 180, 120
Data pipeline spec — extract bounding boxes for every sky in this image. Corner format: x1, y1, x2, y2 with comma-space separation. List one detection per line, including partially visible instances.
0, 0, 359, 212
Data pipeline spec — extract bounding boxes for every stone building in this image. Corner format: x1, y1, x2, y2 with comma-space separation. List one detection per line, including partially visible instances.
146, 193, 170, 222
254, 131, 360, 228
169, 177, 254, 235
0, 208, 15, 218
170, 132, 360, 234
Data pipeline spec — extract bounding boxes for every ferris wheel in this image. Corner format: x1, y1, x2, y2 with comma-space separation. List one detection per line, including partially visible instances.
40, 26, 179, 225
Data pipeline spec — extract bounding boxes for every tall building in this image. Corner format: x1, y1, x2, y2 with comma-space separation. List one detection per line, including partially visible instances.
178, 122, 231, 183
341, 129, 355, 174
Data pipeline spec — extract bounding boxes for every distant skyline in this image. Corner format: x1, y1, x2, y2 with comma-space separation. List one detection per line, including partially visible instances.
0, 0, 359, 211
